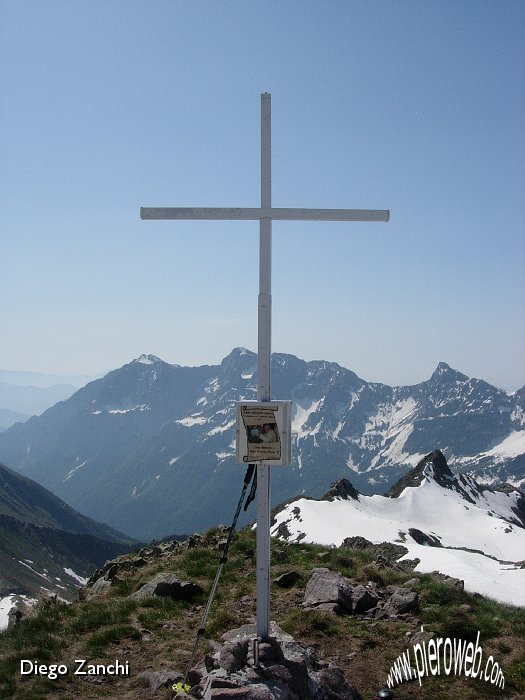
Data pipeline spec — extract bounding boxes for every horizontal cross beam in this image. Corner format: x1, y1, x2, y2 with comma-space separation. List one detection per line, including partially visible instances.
140, 206, 390, 222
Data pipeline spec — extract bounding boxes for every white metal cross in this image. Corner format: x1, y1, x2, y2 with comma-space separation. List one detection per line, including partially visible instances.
141, 92, 389, 641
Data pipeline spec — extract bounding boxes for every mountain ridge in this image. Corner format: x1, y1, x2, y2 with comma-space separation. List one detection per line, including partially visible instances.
0, 349, 522, 540
0, 462, 137, 601
272, 450, 525, 606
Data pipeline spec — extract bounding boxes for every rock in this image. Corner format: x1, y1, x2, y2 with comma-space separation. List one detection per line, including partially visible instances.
384, 587, 419, 616
131, 573, 202, 601
89, 577, 112, 596
403, 578, 420, 588
273, 571, 300, 588
7, 608, 23, 628
341, 537, 409, 562
132, 556, 148, 568
188, 665, 205, 686
218, 639, 249, 673
408, 528, 442, 547
341, 536, 374, 549
208, 677, 244, 689
281, 655, 311, 698
260, 663, 292, 686
431, 572, 464, 590
375, 555, 404, 572
207, 686, 274, 699
315, 602, 342, 614
139, 669, 182, 693
351, 585, 380, 614
187, 534, 203, 548
256, 640, 282, 664
318, 664, 363, 699
322, 479, 360, 501
200, 622, 363, 700
304, 568, 353, 614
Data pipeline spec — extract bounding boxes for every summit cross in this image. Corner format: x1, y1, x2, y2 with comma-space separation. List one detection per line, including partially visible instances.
140, 92, 389, 641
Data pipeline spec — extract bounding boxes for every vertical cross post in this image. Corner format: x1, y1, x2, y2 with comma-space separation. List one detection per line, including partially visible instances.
256, 92, 272, 639
140, 92, 389, 644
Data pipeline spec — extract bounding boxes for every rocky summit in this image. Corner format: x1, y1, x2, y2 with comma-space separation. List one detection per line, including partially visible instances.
2, 522, 524, 699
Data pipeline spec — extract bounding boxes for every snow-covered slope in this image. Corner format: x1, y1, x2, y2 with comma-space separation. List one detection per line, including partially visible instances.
272, 451, 525, 607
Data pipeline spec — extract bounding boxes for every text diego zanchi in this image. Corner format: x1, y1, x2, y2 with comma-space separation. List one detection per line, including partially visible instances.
20, 659, 130, 680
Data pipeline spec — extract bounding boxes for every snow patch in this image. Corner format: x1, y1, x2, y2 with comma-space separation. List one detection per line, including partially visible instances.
481, 430, 525, 462
207, 419, 235, 436
292, 396, 322, 438
136, 354, 161, 365
109, 404, 150, 414
176, 415, 207, 427
0, 596, 38, 632
64, 568, 88, 585
64, 459, 88, 481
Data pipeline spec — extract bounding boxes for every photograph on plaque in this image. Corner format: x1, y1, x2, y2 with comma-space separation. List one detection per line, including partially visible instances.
240, 404, 281, 462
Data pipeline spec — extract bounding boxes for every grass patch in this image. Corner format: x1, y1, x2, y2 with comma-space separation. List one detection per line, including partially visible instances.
281, 607, 338, 638
69, 597, 137, 635
205, 606, 246, 638
136, 597, 191, 629
84, 623, 141, 655
177, 547, 221, 581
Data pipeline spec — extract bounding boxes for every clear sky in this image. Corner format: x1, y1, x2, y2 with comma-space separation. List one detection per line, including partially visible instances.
1, 0, 524, 392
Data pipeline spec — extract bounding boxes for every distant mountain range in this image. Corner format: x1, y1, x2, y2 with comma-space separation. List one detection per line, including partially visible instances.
0, 409, 29, 432
0, 461, 136, 602
0, 382, 78, 426
0, 368, 100, 425
0, 349, 522, 540
0, 368, 96, 389
272, 450, 525, 607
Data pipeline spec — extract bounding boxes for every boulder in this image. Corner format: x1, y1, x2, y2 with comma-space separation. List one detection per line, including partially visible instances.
318, 664, 363, 699
7, 608, 23, 628
383, 587, 419, 616
131, 573, 202, 601
89, 577, 112, 596
350, 585, 380, 614
273, 571, 300, 588
304, 568, 353, 614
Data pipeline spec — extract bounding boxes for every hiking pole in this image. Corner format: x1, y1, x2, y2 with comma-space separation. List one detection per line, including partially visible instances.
174, 463, 257, 693
197, 463, 256, 635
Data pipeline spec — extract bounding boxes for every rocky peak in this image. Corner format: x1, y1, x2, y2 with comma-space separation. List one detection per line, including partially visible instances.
385, 450, 453, 498
422, 449, 454, 482
220, 347, 257, 377
134, 353, 164, 365
385, 450, 483, 505
430, 362, 469, 383
321, 478, 360, 501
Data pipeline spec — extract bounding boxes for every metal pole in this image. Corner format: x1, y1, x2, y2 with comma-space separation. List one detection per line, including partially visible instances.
256, 92, 272, 640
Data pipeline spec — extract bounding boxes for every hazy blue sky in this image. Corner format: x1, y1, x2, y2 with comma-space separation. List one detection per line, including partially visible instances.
1, 0, 524, 391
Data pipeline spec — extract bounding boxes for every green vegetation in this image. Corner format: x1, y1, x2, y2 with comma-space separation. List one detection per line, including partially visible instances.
0, 527, 524, 700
